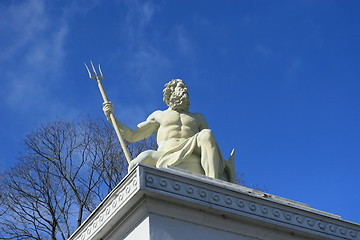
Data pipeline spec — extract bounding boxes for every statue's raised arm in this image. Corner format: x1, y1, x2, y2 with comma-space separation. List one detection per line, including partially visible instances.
102, 102, 160, 143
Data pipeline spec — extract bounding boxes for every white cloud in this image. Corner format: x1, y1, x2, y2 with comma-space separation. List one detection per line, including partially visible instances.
0, 0, 46, 61
118, 1, 196, 92
141, 1, 155, 24
124, 0, 156, 43
0, 0, 68, 112
118, 0, 172, 91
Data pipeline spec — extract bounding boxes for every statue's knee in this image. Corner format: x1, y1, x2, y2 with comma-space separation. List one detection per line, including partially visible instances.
133, 150, 157, 167
198, 129, 215, 144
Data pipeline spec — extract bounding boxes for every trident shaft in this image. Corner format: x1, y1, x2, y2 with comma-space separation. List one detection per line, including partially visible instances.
85, 61, 132, 164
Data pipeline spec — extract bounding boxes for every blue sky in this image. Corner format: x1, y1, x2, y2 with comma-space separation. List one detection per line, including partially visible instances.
0, 0, 359, 224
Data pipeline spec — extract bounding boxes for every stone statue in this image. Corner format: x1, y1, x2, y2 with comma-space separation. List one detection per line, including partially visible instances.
103, 79, 236, 183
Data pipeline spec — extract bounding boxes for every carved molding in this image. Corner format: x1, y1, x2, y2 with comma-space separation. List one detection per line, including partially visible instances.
144, 172, 359, 240
70, 172, 139, 240
69, 165, 359, 240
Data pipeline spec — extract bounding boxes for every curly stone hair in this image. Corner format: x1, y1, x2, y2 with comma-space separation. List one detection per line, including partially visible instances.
163, 79, 188, 107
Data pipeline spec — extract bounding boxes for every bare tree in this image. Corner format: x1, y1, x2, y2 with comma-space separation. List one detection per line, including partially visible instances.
0, 155, 67, 239
0, 117, 156, 240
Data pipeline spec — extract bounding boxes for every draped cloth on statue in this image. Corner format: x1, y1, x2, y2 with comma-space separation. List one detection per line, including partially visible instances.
155, 133, 226, 178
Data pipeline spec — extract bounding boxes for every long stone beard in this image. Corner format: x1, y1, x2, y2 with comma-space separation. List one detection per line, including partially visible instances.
168, 93, 190, 111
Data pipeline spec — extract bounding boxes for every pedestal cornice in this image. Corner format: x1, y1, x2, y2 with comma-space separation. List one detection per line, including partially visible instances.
69, 164, 360, 240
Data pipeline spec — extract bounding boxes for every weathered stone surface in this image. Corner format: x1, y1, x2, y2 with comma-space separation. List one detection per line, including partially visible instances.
69, 164, 360, 240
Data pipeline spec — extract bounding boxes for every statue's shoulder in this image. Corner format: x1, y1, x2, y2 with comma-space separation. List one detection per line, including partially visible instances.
146, 110, 164, 121
192, 112, 206, 120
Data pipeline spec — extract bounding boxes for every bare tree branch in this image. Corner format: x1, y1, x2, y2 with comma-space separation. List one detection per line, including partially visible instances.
0, 117, 156, 239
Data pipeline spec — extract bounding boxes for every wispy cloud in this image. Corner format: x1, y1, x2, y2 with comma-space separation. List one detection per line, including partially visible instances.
119, 0, 172, 91
0, 0, 68, 113
175, 25, 194, 58
0, 0, 47, 61
124, 0, 156, 45
127, 46, 171, 89
119, 0, 196, 92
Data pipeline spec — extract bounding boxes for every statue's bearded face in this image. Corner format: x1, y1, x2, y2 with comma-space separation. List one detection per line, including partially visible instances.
163, 79, 190, 111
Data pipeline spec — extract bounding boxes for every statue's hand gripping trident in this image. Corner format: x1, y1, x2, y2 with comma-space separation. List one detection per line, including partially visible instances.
85, 61, 132, 164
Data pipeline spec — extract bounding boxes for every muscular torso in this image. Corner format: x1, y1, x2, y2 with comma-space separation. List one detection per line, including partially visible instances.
153, 109, 207, 150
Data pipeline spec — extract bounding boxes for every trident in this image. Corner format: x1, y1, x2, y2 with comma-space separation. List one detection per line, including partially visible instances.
85, 61, 132, 164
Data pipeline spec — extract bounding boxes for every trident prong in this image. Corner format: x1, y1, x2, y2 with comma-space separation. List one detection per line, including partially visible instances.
84, 61, 104, 80
84, 62, 93, 78
90, 61, 97, 76
98, 64, 103, 78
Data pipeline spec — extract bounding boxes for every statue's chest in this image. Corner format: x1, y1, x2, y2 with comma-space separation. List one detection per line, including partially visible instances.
163, 112, 199, 129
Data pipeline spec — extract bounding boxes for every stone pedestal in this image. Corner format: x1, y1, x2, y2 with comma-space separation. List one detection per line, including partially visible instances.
69, 164, 359, 240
